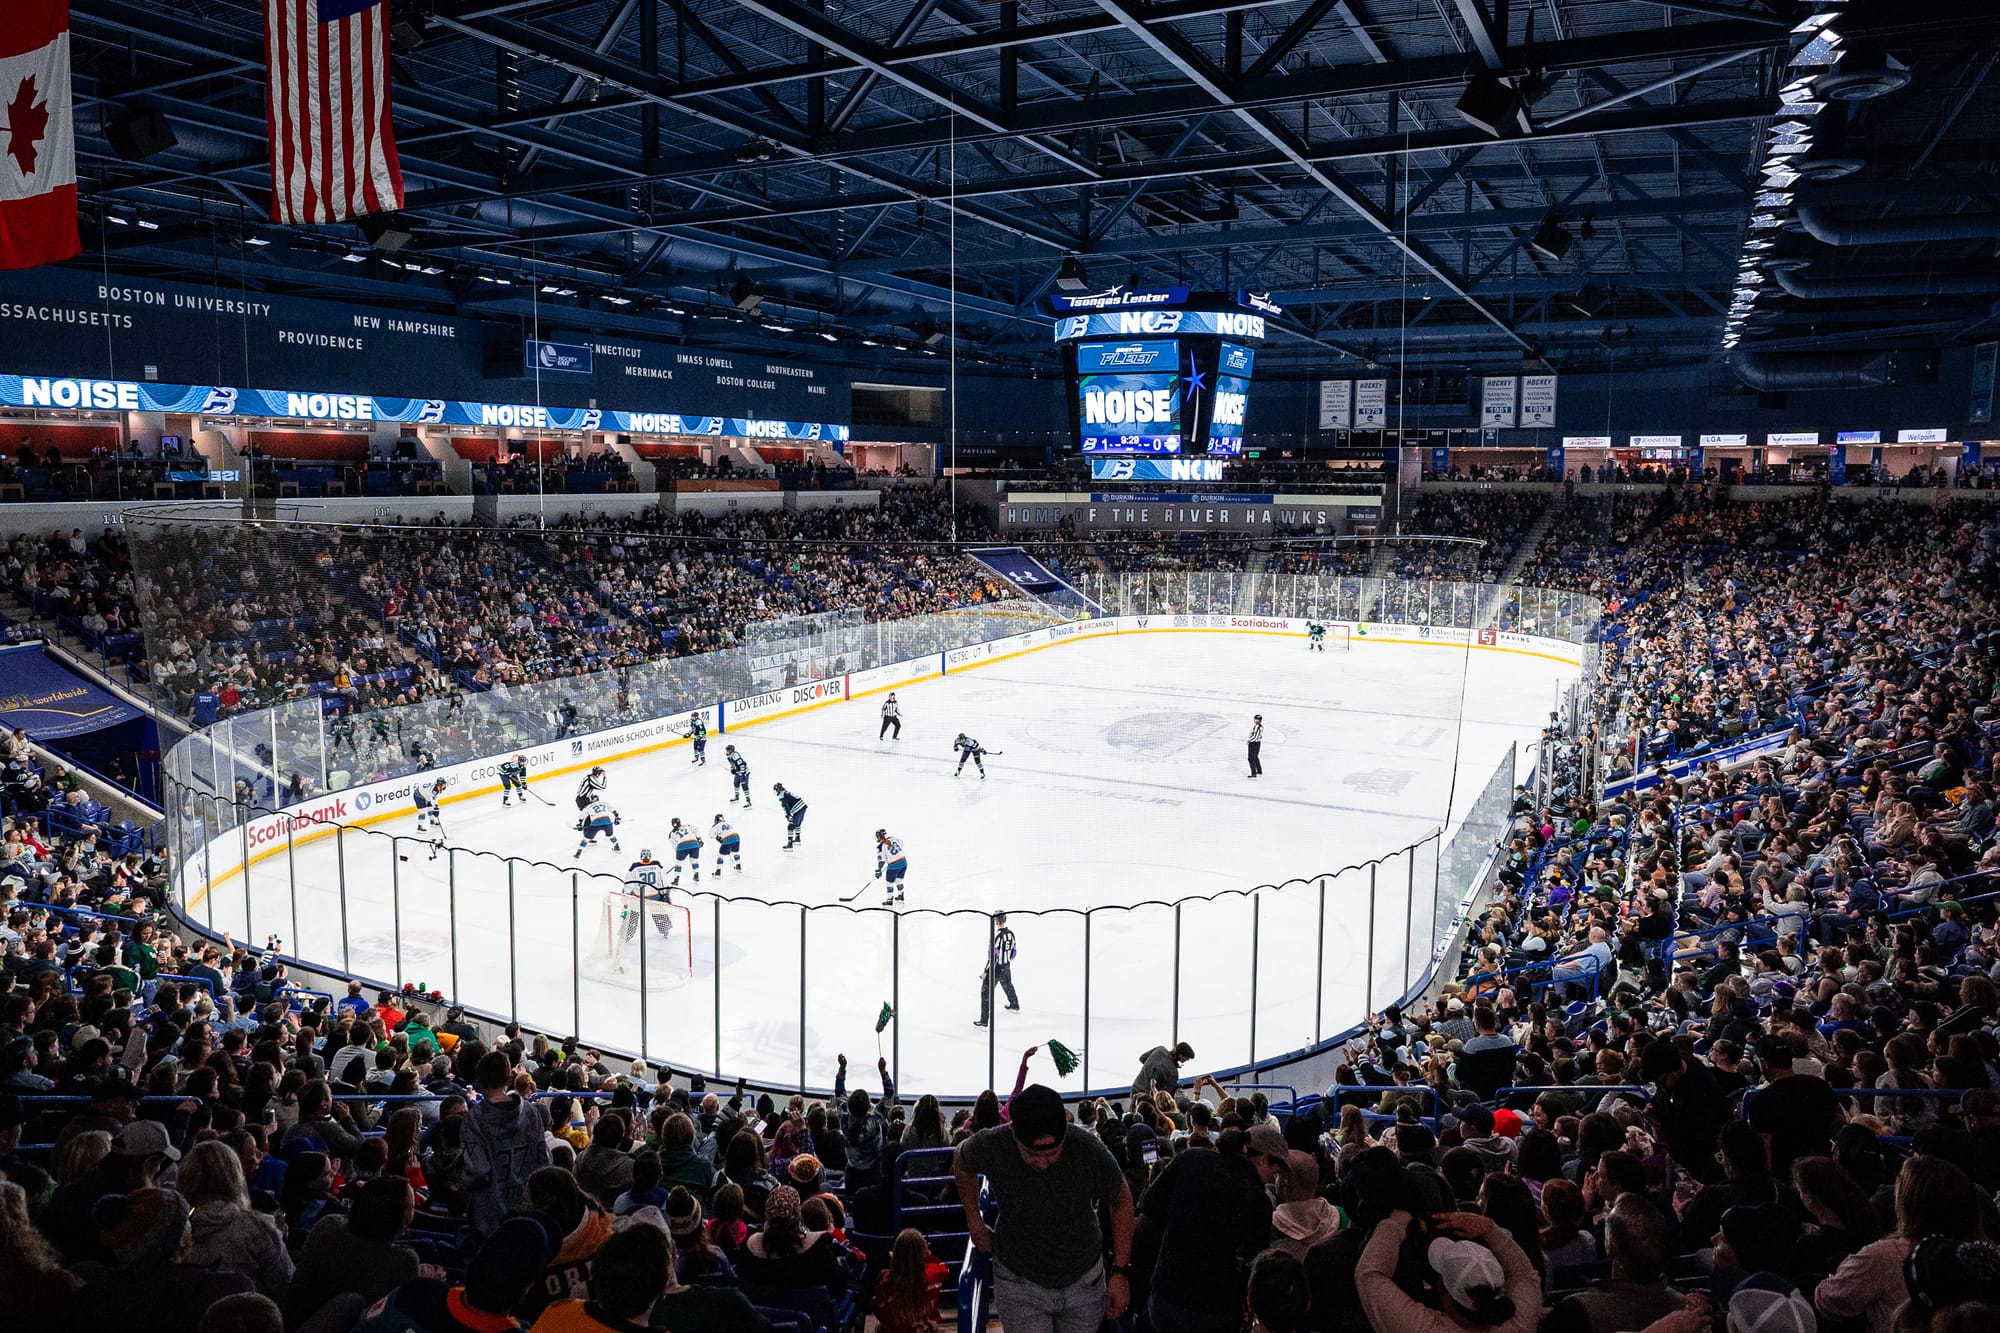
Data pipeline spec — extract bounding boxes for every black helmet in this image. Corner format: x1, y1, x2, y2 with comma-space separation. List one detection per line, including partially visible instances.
772, 782, 784, 792
875, 828, 886, 839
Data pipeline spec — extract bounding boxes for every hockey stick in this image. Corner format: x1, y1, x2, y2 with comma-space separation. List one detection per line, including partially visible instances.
524, 785, 556, 807
840, 879, 880, 904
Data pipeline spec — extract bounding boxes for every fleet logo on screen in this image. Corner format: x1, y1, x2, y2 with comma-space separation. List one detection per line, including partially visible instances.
1080, 341, 1174, 372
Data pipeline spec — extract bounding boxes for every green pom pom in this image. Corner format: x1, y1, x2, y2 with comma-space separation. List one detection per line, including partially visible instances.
1047, 1040, 1080, 1077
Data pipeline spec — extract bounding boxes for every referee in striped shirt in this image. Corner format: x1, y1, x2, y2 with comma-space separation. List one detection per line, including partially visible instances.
1248, 714, 1264, 778
975, 913, 1019, 1027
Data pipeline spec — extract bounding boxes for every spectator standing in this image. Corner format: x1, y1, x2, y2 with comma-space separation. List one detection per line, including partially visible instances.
953, 1084, 1136, 1333
460, 1051, 552, 1237
1140, 1122, 1285, 1333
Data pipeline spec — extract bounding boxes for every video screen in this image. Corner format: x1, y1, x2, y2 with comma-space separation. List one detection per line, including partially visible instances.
1076, 340, 1181, 454
1204, 341, 1254, 455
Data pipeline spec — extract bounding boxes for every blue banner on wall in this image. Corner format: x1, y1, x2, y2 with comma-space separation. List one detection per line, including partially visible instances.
1829, 448, 1847, 485
0, 267, 849, 424
1687, 445, 1704, 476
0, 645, 142, 739
1966, 440, 1983, 469
0, 375, 850, 442
1546, 443, 1565, 478
1431, 445, 1450, 474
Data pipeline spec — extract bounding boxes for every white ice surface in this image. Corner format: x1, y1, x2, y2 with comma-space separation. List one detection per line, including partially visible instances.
206, 633, 1573, 1096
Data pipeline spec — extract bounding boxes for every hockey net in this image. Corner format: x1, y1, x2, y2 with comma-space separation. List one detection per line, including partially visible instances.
596, 892, 696, 985
1326, 624, 1352, 651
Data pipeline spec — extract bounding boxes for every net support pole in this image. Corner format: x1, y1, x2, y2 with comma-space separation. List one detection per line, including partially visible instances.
892, 911, 901, 1086
336, 827, 350, 973
713, 896, 722, 1078
1082, 911, 1091, 1092
571, 872, 581, 1038
1249, 893, 1260, 1066
240, 817, 253, 943
638, 881, 649, 1063
1315, 877, 1326, 1043
1365, 863, 1377, 1014
391, 841, 403, 984
448, 850, 460, 1003
798, 906, 808, 1094
1405, 851, 1416, 997
285, 820, 299, 956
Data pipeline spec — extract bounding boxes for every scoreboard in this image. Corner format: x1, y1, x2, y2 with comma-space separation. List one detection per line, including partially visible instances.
1053, 289, 1279, 457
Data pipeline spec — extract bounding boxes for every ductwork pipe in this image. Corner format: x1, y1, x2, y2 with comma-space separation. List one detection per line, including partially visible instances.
1799, 205, 2000, 247
1768, 263, 2000, 301
1729, 349, 1893, 392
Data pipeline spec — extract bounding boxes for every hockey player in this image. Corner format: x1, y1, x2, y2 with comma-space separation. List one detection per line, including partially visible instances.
687, 714, 709, 766
879, 693, 902, 740
413, 778, 447, 834
576, 765, 608, 811
953, 733, 990, 779
499, 753, 530, 806
1307, 621, 1328, 652
669, 818, 704, 886
612, 851, 676, 974
711, 814, 742, 874
874, 829, 909, 905
575, 799, 622, 855
725, 745, 752, 807
774, 783, 808, 849
626, 849, 666, 892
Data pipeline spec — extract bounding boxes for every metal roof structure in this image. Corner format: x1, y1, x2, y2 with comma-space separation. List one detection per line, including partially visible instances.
62, 0, 2000, 380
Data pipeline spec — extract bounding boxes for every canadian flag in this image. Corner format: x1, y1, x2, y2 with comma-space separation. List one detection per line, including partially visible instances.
0, 0, 79, 271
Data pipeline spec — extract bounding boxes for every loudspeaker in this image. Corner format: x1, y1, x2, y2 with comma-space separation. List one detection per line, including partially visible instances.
360, 213, 414, 251
105, 110, 177, 162
1528, 216, 1572, 263
1455, 75, 1519, 137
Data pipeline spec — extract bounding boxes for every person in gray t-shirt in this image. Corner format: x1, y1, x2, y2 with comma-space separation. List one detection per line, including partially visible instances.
954, 1084, 1135, 1333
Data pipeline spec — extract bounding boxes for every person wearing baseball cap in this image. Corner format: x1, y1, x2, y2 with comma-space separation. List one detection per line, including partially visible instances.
1726, 1274, 1816, 1333
1357, 1209, 1537, 1333
953, 1085, 1136, 1333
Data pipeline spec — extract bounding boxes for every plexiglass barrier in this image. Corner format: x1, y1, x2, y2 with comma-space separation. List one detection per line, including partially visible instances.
158, 570, 1580, 1097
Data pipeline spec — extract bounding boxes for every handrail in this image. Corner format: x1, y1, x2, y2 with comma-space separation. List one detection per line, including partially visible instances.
1494, 1084, 1651, 1106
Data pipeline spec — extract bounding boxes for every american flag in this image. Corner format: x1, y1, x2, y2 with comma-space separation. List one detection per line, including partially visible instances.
263, 0, 404, 224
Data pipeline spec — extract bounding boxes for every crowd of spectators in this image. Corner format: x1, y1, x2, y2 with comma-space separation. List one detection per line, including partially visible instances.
14, 481, 2000, 1333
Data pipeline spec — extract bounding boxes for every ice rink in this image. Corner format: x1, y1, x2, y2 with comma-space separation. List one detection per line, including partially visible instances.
199, 631, 1575, 1095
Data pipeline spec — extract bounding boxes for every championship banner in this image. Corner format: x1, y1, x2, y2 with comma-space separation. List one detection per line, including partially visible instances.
1317, 380, 1351, 430
1354, 379, 1387, 429
1479, 375, 1518, 428
1519, 374, 1557, 428
1972, 342, 1997, 425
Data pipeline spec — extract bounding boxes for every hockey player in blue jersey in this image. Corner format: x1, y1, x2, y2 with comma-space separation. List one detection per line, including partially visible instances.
687, 714, 709, 766
774, 783, 808, 849
413, 778, 447, 833
575, 799, 622, 855
668, 818, 704, 885
725, 744, 751, 806
711, 814, 742, 874
499, 754, 530, 805
874, 829, 909, 906
953, 733, 994, 779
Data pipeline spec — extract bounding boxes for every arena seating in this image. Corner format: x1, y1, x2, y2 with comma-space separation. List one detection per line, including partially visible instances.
6, 483, 2000, 1333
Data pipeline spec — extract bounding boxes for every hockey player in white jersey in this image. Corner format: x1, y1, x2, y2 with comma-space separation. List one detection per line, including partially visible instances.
575, 799, 622, 855
711, 814, 742, 875
668, 818, 704, 886
413, 778, 447, 833
875, 829, 909, 905
613, 850, 678, 973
